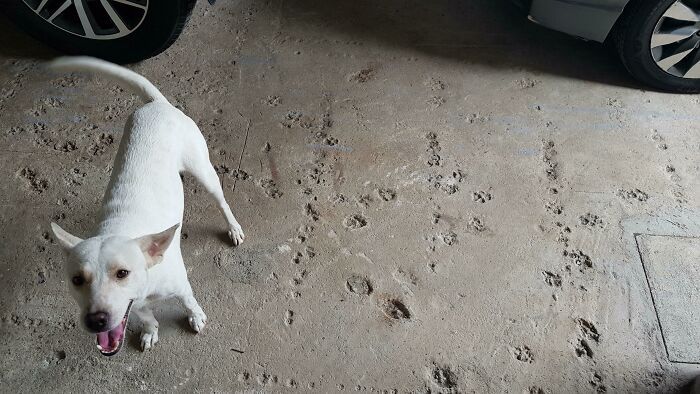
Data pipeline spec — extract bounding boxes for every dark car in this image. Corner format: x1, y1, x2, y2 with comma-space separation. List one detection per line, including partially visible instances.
2, 0, 199, 63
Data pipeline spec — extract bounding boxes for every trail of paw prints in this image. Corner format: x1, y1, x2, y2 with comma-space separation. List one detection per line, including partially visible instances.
467, 217, 487, 233
511, 346, 534, 363
349, 185, 397, 210
294, 224, 314, 244
425, 229, 457, 252
651, 129, 667, 151
424, 74, 447, 109
472, 190, 492, 203
290, 246, 315, 265
572, 318, 600, 359
285, 174, 322, 295
0, 60, 38, 112
429, 171, 464, 195
214, 163, 252, 193
538, 140, 597, 300
425, 362, 458, 392
16, 167, 48, 194
650, 130, 686, 204
89, 133, 115, 156
344, 273, 413, 326
555, 222, 571, 247
257, 178, 282, 199
540, 234, 595, 299
234, 371, 301, 391
589, 372, 607, 393
426, 132, 442, 167
563, 249, 592, 272
616, 188, 647, 203
424, 132, 468, 195
578, 213, 603, 229
541, 140, 564, 217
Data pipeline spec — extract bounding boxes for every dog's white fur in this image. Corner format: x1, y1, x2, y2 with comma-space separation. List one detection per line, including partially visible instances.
49, 57, 244, 352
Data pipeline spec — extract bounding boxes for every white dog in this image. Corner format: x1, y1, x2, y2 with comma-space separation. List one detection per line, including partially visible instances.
49, 57, 244, 356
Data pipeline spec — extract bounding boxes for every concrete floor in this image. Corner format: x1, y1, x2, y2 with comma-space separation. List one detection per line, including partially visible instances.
1, 0, 700, 392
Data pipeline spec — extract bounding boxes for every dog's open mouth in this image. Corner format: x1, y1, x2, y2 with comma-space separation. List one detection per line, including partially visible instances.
96, 300, 133, 356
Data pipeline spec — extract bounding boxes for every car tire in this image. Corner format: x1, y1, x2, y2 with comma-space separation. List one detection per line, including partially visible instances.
1, 0, 196, 64
612, 0, 700, 93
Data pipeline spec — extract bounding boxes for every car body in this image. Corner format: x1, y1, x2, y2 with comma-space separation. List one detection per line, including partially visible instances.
527, 0, 630, 42
518, 0, 700, 92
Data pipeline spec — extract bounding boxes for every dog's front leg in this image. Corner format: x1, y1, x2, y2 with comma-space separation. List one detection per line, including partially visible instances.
177, 289, 207, 333
133, 305, 159, 351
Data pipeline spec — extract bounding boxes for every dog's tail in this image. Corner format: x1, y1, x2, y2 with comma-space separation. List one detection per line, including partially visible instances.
48, 56, 167, 103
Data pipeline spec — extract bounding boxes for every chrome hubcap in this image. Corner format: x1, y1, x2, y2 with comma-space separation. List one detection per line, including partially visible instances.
651, 0, 700, 78
21, 0, 148, 40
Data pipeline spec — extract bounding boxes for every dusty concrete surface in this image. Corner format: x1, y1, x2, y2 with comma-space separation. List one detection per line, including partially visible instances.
1, 0, 700, 392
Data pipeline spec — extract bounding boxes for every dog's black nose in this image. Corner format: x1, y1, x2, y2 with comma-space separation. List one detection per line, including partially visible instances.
84, 311, 110, 332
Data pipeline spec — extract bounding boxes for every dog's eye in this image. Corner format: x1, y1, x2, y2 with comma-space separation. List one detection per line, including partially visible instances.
116, 270, 130, 279
71, 275, 85, 286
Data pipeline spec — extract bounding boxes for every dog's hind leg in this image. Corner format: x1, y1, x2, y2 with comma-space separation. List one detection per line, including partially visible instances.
133, 305, 159, 351
177, 286, 207, 333
184, 140, 245, 246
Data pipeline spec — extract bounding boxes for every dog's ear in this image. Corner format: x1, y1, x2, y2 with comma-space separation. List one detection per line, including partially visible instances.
50, 222, 83, 250
136, 223, 180, 267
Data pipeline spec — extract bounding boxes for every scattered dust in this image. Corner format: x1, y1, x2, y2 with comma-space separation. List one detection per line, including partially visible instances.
427, 363, 457, 390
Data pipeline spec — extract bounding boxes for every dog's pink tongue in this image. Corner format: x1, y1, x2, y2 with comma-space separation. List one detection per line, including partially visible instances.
109, 323, 124, 347
97, 323, 124, 351
97, 331, 110, 350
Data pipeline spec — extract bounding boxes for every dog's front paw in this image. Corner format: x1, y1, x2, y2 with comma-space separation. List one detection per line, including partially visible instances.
188, 312, 207, 333
228, 226, 245, 246
140, 329, 159, 351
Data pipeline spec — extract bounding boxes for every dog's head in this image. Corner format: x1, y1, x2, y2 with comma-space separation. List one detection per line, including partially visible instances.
50, 223, 179, 356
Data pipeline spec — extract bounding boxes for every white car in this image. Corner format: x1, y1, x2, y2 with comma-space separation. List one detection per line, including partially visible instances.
522, 0, 700, 93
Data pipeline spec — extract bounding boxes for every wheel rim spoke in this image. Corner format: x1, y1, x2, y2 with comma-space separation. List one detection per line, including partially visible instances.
20, 0, 148, 40
652, 0, 700, 79
73, 0, 96, 38
683, 53, 700, 77
99, 0, 129, 34
664, 1, 700, 22
110, 0, 147, 10
658, 47, 694, 70
651, 25, 699, 48
47, 0, 72, 22
35, 0, 49, 13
